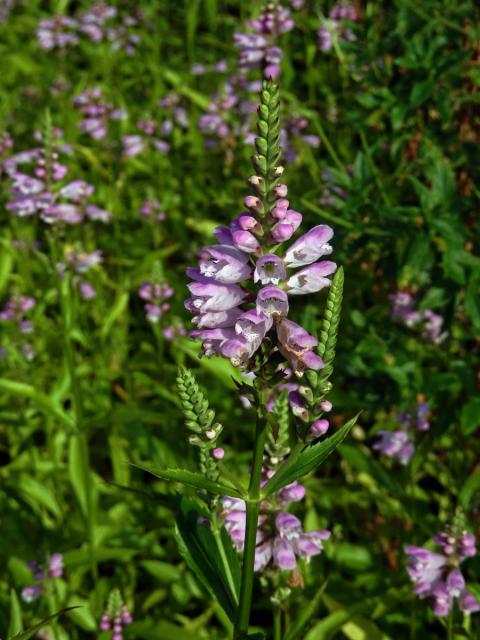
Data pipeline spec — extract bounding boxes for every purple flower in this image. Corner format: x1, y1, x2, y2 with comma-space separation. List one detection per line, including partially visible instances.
373, 429, 414, 465
59, 180, 94, 200
138, 281, 174, 324
405, 528, 479, 617
66, 250, 102, 273
256, 286, 289, 318
254, 254, 286, 285
222, 471, 330, 573
286, 261, 337, 295
198, 245, 252, 283
405, 546, 447, 597
187, 281, 247, 313
48, 553, 64, 578
5, 133, 111, 227
309, 419, 329, 438
21, 585, 43, 603
389, 292, 447, 343
122, 134, 146, 157
85, 204, 112, 222
100, 598, 133, 640
36, 16, 79, 50
79, 282, 96, 300
283, 225, 334, 268
277, 319, 324, 375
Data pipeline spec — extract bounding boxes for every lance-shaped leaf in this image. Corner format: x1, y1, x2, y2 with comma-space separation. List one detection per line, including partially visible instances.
8, 608, 79, 640
175, 497, 241, 622
262, 415, 359, 497
132, 464, 246, 498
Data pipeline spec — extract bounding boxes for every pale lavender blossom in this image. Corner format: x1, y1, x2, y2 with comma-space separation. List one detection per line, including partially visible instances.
5, 135, 111, 225
79, 282, 96, 300
100, 604, 132, 640
66, 250, 103, 273
317, 2, 358, 53
406, 527, 479, 617
139, 199, 166, 221
0, 0, 14, 23
373, 429, 414, 465
73, 87, 125, 140
235, 4, 294, 79
389, 292, 447, 344
139, 282, 174, 323
36, 16, 79, 50
21, 554, 64, 603
0, 295, 36, 333
122, 117, 171, 158
222, 470, 330, 572
21, 585, 43, 603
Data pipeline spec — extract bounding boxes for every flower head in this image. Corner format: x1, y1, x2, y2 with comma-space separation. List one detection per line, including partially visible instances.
186, 81, 336, 378
405, 525, 479, 617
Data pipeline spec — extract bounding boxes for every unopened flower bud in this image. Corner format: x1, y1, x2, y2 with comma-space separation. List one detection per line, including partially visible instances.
212, 447, 225, 459
205, 428, 216, 440
274, 166, 284, 176
244, 195, 262, 210
320, 400, 332, 412
309, 419, 329, 437
274, 184, 288, 197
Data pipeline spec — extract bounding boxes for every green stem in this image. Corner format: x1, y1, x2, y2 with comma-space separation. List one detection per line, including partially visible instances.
359, 131, 391, 206
61, 273, 97, 580
274, 607, 282, 640
234, 401, 268, 638
447, 610, 453, 640
310, 114, 345, 173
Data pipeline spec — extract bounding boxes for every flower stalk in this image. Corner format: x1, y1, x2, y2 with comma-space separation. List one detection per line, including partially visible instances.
234, 386, 269, 638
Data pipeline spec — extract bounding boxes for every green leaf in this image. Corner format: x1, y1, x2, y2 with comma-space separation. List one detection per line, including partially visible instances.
338, 443, 401, 494
305, 594, 390, 640
15, 476, 62, 518
284, 580, 328, 640
126, 620, 200, 640
8, 608, 79, 640
66, 599, 97, 631
176, 339, 244, 388
100, 292, 129, 339
461, 398, 480, 435
335, 543, 374, 571
140, 560, 181, 583
410, 79, 433, 108
459, 470, 480, 508
8, 589, 23, 637
0, 378, 75, 429
132, 464, 245, 498
0, 235, 13, 297
262, 415, 358, 497
68, 434, 93, 519
174, 498, 240, 622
